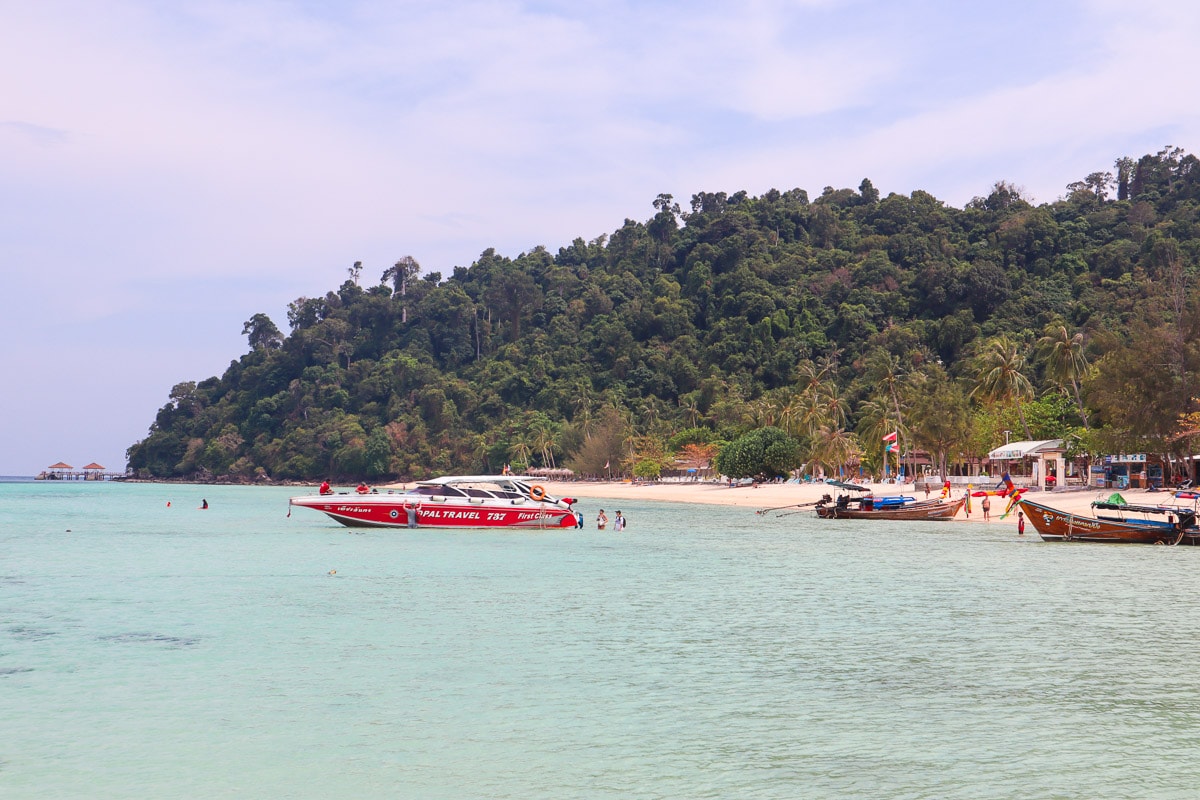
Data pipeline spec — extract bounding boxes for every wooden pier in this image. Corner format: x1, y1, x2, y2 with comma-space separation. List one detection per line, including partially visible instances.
35, 462, 126, 481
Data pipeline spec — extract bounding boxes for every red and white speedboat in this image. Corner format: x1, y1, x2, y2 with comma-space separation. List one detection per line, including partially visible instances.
289, 475, 578, 529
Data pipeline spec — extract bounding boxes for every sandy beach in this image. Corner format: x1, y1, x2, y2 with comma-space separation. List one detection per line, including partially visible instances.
533, 479, 1173, 528
376, 476, 1179, 529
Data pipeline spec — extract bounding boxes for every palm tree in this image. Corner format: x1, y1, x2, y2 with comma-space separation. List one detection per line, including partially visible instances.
808, 426, 863, 480
679, 397, 701, 428
791, 356, 845, 439
863, 350, 922, 477
971, 335, 1034, 440
856, 396, 902, 477
1037, 323, 1090, 429
531, 423, 559, 469
508, 440, 532, 473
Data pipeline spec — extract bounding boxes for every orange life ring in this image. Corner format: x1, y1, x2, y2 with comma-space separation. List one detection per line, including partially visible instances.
530, 485, 547, 501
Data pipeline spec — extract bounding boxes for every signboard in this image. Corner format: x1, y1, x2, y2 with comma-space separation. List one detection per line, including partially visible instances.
1112, 453, 1147, 463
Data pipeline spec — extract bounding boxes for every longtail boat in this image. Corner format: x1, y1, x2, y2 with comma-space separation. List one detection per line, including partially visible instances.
1016, 495, 1199, 545
815, 495, 965, 521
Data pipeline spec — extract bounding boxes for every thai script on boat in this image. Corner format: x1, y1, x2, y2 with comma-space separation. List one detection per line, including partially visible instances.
1045, 512, 1100, 530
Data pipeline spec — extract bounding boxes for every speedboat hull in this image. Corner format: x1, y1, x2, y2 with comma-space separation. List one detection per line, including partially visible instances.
289, 475, 577, 530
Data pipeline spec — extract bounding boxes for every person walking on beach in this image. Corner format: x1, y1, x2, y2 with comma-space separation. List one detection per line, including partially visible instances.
597, 509, 608, 530
981, 495, 991, 521
1017, 510, 1025, 535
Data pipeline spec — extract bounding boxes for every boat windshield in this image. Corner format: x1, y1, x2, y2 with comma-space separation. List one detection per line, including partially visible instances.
412, 485, 467, 498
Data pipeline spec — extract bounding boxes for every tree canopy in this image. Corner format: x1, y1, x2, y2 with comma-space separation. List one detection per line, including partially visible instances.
126, 147, 1200, 482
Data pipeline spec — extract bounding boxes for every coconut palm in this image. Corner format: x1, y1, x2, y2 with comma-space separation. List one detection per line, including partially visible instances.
679, 397, 701, 428
808, 426, 863, 480
531, 423, 559, 469
1037, 323, 1090, 429
971, 335, 1034, 439
856, 396, 903, 477
508, 439, 533, 473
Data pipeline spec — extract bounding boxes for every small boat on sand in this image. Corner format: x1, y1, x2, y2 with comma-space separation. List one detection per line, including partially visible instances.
1016, 495, 1199, 545
289, 475, 578, 530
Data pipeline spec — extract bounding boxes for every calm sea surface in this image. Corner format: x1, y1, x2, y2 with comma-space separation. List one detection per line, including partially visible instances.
4, 481, 1200, 799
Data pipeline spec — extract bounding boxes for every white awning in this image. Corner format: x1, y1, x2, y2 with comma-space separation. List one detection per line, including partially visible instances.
987, 439, 1064, 460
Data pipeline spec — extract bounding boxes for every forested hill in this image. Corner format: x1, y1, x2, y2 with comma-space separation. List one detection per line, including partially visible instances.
127, 147, 1200, 482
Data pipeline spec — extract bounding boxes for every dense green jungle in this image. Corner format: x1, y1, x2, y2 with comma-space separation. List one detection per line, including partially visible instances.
126, 147, 1200, 482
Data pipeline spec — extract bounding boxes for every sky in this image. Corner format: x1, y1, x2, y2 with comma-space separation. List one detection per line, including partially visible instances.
2, 0, 1199, 476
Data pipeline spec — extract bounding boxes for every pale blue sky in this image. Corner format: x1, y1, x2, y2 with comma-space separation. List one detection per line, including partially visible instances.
2, 0, 1197, 475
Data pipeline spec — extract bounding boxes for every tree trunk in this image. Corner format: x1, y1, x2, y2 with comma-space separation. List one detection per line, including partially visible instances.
1071, 379, 1090, 429
1016, 402, 1032, 440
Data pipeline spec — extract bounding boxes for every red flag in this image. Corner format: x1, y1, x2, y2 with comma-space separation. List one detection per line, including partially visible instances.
882, 431, 897, 442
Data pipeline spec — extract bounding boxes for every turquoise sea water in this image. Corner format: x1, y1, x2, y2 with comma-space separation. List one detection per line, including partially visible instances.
4, 481, 1200, 799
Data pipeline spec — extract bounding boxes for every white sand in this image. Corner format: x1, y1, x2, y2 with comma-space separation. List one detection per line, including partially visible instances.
378, 476, 1173, 529
535, 479, 1173, 528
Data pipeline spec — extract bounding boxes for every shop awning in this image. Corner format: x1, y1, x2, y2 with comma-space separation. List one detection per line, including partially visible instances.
987, 439, 1064, 460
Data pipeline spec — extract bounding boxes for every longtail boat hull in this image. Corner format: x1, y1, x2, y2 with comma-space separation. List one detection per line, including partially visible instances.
815, 497, 964, 521
1016, 497, 1195, 545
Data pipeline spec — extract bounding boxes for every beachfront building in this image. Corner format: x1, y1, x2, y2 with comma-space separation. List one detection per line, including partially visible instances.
985, 439, 1067, 491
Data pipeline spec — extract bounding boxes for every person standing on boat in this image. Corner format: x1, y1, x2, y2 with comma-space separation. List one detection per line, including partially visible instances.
597, 509, 608, 530
319, 480, 332, 495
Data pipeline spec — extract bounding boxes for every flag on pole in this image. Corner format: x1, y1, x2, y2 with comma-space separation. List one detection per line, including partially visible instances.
886, 443, 898, 453
882, 431, 897, 442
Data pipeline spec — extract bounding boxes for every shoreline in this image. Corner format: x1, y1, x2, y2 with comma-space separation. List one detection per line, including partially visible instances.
109, 475, 1182, 529
531, 479, 1177, 528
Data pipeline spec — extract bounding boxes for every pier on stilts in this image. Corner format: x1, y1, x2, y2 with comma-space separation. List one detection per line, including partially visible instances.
35, 462, 126, 481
